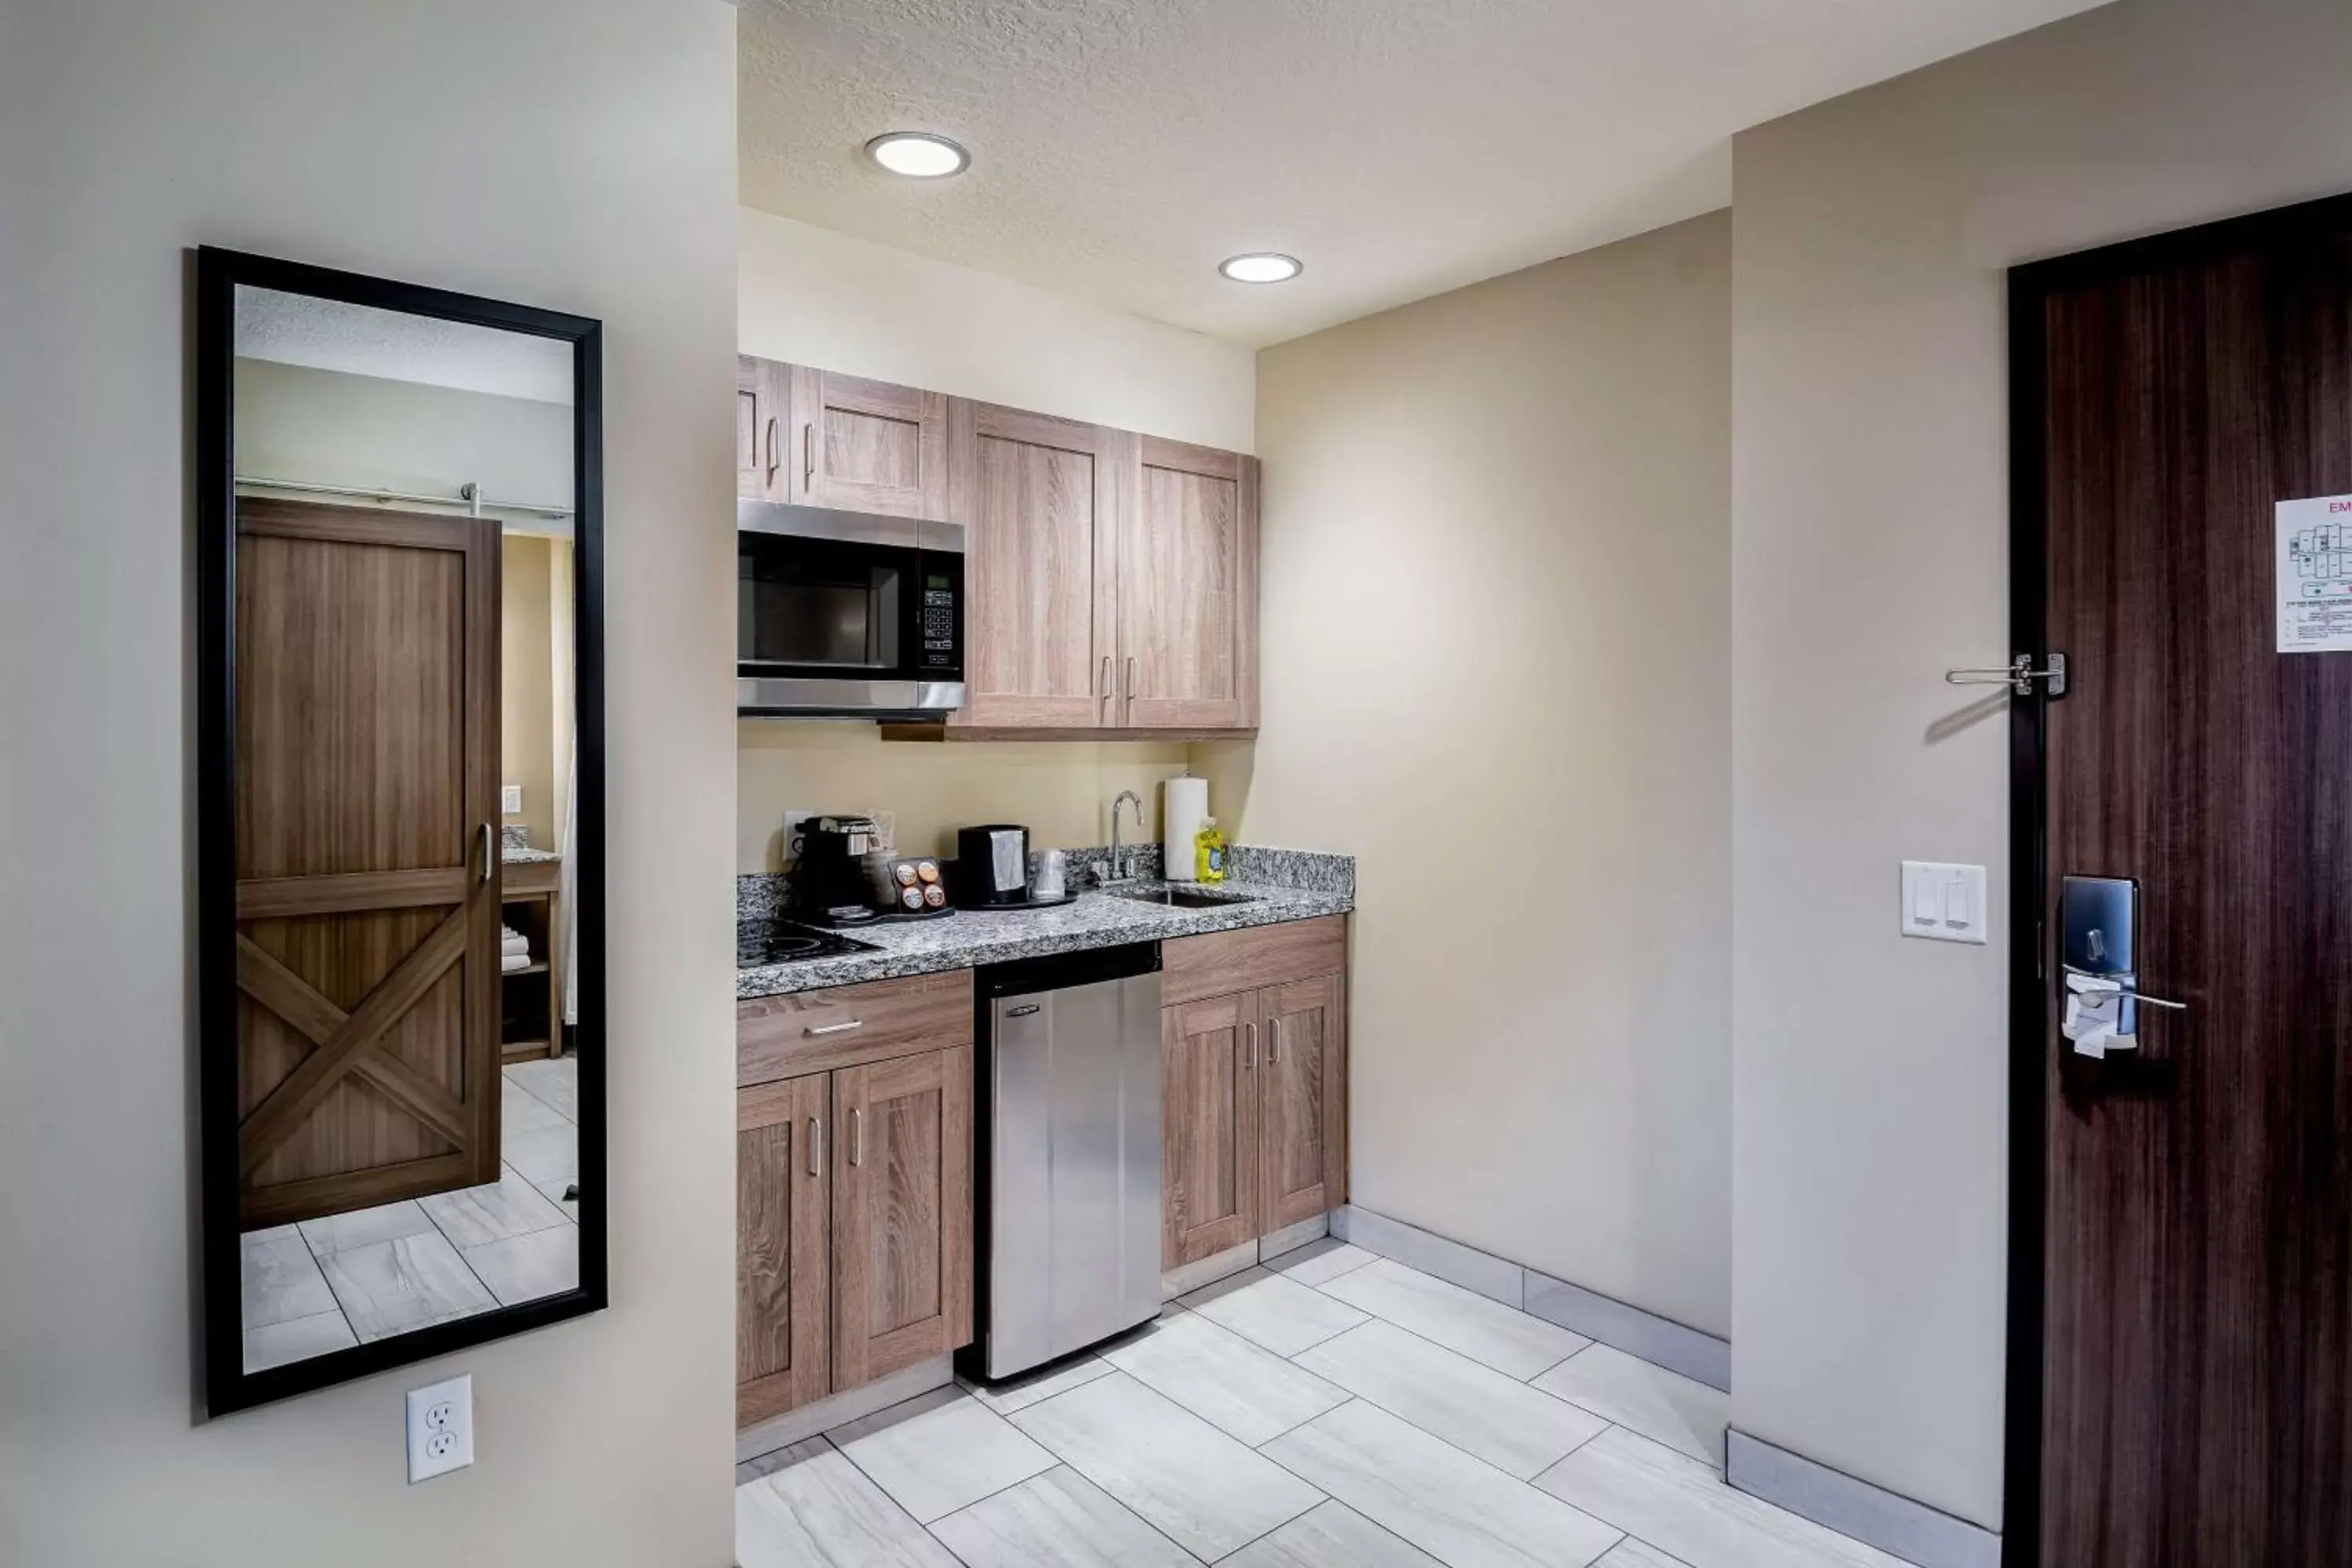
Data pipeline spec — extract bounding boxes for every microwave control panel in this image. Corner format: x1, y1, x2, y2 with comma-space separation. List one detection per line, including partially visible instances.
920, 572, 960, 673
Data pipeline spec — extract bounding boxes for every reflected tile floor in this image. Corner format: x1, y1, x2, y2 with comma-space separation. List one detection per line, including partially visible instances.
737, 1251, 1910, 1568
238, 1059, 579, 1373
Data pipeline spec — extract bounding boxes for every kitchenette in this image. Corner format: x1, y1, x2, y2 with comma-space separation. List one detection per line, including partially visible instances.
729, 354, 1356, 1457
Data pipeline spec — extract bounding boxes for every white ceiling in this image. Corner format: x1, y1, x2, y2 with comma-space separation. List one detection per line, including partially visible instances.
740, 0, 2105, 346
234, 286, 574, 405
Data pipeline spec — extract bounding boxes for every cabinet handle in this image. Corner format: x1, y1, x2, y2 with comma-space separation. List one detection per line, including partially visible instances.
804, 1018, 863, 1037
764, 416, 779, 482
804, 422, 815, 488
1268, 1017, 1279, 1065
808, 1116, 823, 1178
478, 822, 494, 885
1243, 1022, 1256, 1069
1100, 653, 1113, 710
1127, 655, 1138, 700
850, 1107, 864, 1167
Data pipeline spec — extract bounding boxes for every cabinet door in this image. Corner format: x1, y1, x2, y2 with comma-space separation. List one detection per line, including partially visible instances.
1162, 990, 1261, 1269
789, 366, 949, 520
949, 402, 1122, 729
737, 1075, 831, 1428
832, 1044, 973, 1387
735, 355, 787, 500
1259, 974, 1345, 1232
1120, 436, 1258, 731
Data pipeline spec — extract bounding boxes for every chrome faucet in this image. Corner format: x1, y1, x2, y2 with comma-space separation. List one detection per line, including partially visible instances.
1106, 789, 1147, 885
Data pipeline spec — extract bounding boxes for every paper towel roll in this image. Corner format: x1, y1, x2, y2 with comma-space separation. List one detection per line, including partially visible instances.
1162, 776, 1210, 883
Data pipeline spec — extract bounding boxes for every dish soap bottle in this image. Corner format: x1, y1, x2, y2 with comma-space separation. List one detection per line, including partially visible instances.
1195, 818, 1227, 884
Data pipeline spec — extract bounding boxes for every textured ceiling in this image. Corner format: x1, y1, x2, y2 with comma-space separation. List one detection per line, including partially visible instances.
739, 0, 2104, 345
234, 286, 574, 404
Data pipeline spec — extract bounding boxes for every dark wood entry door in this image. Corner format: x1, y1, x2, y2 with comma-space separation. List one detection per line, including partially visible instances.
232, 498, 503, 1227
2016, 197, 2352, 1566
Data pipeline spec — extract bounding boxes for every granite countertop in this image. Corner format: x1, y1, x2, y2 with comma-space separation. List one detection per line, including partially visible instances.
503, 844, 562, 865
737, 877, 1352, 999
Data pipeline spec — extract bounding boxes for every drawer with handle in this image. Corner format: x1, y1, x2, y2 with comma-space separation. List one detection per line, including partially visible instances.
738, 967, 974, 1085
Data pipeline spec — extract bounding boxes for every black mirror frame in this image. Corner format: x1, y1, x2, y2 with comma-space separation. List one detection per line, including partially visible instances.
194, 246, 607, 1416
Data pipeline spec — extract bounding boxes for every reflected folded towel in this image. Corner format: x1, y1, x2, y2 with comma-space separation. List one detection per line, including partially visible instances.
501, 952, 532, 973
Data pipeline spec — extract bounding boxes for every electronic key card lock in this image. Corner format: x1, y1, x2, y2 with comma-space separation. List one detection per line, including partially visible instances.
2059, 875, 2188, 1058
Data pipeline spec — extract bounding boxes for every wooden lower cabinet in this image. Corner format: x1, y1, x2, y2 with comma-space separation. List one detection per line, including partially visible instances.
831, 1044, 974, 1388
1160, 924, 1348, 1272
735, 1036, 973, 1428
736, 1076, 830, 1427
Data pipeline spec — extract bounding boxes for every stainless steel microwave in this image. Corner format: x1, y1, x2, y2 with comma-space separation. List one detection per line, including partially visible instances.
737, 499, 965, 717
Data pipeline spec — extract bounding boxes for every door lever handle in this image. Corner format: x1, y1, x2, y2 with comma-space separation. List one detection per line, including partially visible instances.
2063, 965, 2188, 1011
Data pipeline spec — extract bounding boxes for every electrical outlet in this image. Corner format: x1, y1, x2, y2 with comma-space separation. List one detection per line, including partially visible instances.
406, 1374, 474, 1484
500, 784, 523, 815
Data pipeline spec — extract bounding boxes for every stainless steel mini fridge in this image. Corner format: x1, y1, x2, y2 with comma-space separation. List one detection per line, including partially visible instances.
964, 942, 1163, 1381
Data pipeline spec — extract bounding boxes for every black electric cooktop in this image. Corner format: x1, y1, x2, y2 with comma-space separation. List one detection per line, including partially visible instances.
736, 920, 883, 967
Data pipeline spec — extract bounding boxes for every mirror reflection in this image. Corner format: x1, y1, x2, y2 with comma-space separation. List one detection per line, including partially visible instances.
230, 285, 581, 1373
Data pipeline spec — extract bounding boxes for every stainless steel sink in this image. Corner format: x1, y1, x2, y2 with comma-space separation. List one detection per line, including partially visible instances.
1108, 885, 1260, 910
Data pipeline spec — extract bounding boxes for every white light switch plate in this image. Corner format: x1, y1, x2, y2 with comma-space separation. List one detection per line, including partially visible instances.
1901, 861, 1987, 945
500, 784, 523, 815
406, 1374, 474, 1484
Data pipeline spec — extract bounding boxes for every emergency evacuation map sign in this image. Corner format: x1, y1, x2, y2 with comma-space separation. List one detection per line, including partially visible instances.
2277, 494, 2352, 652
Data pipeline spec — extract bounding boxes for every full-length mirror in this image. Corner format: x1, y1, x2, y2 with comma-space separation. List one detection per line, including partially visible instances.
197, 250, 604, 1412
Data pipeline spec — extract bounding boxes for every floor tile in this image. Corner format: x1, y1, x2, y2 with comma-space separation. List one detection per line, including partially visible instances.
318, 1229, 497, 1341
1265, 1239, 1379, 1288
957, 1353, 1116, 1417
461, 1223, 579, 1305
241, 1308, 357, 1372
1180, 1266, 1367, 1357
240, 1229, 337, 1330
502, 1082, 567, 1140
829, 1385, 1057, 1524
419, 1167, 569, 1250
1534, 1428, 1905, 1568
1532, 1346, 1729, 1466
928, 1465, 1197, 1568
296, 1198, 435, 1258
503, 1121, 579, 1193
1595, 1541, 1694, 1567
1296, 1320, 1608, 1479
1101, 1308, 1348, 1445
1321, 1260, 1588, 1379
1221, 1499, 1445, 1567
1262, 1399, 1623, 1568
505, 1056, 577, 1121
1009, 1370, 1323, 1559
736, 1439, 960, 1568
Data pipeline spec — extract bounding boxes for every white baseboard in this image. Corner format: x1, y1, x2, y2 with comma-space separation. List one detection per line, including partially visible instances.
1330, 1203, 1732, 1392
1726, 1428, 2000, 1568
735, 1354, 954, 1472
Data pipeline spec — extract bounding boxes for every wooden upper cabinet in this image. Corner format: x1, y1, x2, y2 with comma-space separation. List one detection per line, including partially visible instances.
1260, 973, 1345, 1233
949, 401, 1123, 730
737, 1076, 831, 1427
736, 355, 788, 501
789, 366, 949, 521
1163, 990, 1261, 1269
232, 499, 503, 1228
831, 1043, 973, 1388
1121, 436, 1258, 731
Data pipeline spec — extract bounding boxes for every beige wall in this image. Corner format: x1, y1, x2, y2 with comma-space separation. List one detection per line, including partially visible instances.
1204, 213, 1733, 1337
0, 2, 739, 1563
500, 535, 574, 849
735, 207, 1257, 874
1731, 0, 2352, 1528
232, 356, 574, 511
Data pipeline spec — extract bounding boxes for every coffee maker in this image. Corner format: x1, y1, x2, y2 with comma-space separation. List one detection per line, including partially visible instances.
784, 815, 888, 924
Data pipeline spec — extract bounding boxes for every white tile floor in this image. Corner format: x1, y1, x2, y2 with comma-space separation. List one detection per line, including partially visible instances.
735, 1239, 1914, 1568
238, 1058, 579, 1372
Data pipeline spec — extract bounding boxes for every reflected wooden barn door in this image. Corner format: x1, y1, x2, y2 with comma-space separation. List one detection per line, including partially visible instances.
232, 497, 502, 1228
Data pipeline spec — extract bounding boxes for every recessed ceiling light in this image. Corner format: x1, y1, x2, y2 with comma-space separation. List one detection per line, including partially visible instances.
864, 132, 970, 179
1218, 252, 1303, 285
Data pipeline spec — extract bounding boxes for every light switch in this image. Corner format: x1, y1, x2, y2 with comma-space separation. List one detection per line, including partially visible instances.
500, 784, 523, 815
1901, 861, 1988, 945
